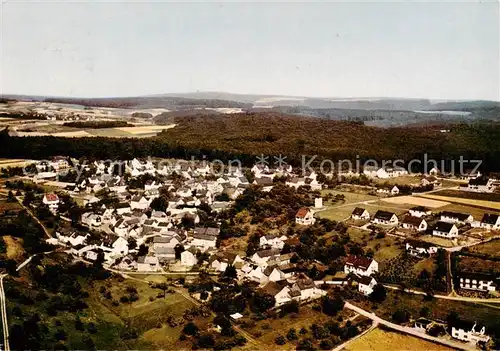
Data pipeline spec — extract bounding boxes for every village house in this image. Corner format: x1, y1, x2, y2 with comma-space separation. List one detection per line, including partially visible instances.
352, 275, 377, 296
440, 211, 473, 224
210, 252, 244, 272
137, 255, 161, 272
450, 319, 490, 346
81, 212, 103, 227
152, 235, 180, 251
259, 233, 288, 249
459, 272, 498, 292
344, 255, 378, 276
351, 207, 370, 220
364, 166, 408, 179
253, 177, 274, 192
42, 193, 60, 211
190, 233, 217, 250
372, 210, 398, 225
251, 248, 281, 266
295, 208, 316, 225
409, 206, 432, 218
180, 247, 198, 267
286, 177, 306, 189
421, 176, 440, 187
461, 177, 495, 193
130, 195, 151, 210
432, 221, 459, 238
480, 213, 500, 230
405, 239, 438, 257
414, 318, 433, 333
401, 216, 427, 232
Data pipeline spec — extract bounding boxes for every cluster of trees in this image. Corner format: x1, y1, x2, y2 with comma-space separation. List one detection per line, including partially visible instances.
63, 120, 133, 128
3, 113, 500, 172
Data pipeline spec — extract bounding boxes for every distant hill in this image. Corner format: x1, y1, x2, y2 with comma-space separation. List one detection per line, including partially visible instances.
2, 92, 499, 127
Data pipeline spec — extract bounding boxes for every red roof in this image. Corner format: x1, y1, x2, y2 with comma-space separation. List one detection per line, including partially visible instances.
345, 255, 373, 270
295, 207, 310, 218
45, 193, 59, 202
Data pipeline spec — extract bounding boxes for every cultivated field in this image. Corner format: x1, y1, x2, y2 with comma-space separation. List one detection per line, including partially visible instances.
2, 235, 25, 260
382, 196, 449, 208
431, 190, 500, 203
318, 199, 412, 222
417, 194, 500, 211
372, 175, 422, 186
344, 327, 453, 351
0, 158, 35, 169
13, 124, 176, 139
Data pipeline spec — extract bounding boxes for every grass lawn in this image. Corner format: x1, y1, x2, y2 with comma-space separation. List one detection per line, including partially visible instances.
240, 306, 357, 349
468, 239, 500, 258
372, 175, 422, 186
347, 227, 404, 267
432, 190, 500, 203
317, 200, 411, 222
2, 235, 25, 260
320, 190, 378, 205
344, 327, 453, 351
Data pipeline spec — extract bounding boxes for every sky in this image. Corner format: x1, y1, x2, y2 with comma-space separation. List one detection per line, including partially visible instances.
1, 1, 499, 100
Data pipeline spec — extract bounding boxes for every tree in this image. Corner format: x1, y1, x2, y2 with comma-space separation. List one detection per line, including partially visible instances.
321, 295, 344, 316
127, 237, 137, 250
137, 244, 148, 257
275, 335, 286, 345
155, 282, 169, 299
320, 339, 334, 350
392, 309, 410, 324
223, 265, 237, 279
183, 322, 199, 336
297, 338, 315, 351
369, 284, 387, 303
7, 190, 16, 202
174, 244, 184, 260
287, 328, 298, 341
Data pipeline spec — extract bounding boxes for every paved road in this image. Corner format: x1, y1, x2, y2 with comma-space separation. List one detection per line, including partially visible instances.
344, 302, 475, 351
383, 284, 500, 303
0, 275, 10, 351
14, 196, 52, 239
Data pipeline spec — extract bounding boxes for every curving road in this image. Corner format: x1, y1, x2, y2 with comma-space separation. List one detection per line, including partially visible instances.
344, 302, 475, 351
0, 274, 10, 351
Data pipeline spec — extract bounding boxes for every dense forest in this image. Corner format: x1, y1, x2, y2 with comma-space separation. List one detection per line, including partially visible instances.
1, 112, 500, 172
62, 121, 133, 129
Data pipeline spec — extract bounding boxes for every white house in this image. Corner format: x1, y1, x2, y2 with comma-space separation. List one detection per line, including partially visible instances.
401, 216, 427, 232
344, 256, 378, 276
450, 319, 490, 345
440, 211, 473, 224
259, 234, 287, 250
42, 193, 60, 210
353, 275, 377, 296
433, 221, 459, 238
295, 208, 316, 225
130, 195, 151, 210
190, 233, 217, 250
372, 210, 398, 225
480, 214, 500, 230
405, 239, 438, 257
459, 272, 498, 292
461, 177, 495, 193
181, 247, 198, 267
390, 186, 400, 195
409, 206, 432, 218
81, 212, 102, 227
251, 248, 280, 266
351, 207, 370, 220
137, 255, 161, 272
111, 237, 129, 256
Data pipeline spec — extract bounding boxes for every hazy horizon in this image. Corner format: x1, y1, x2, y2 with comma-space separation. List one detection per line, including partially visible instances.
1, 1, 499, 101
